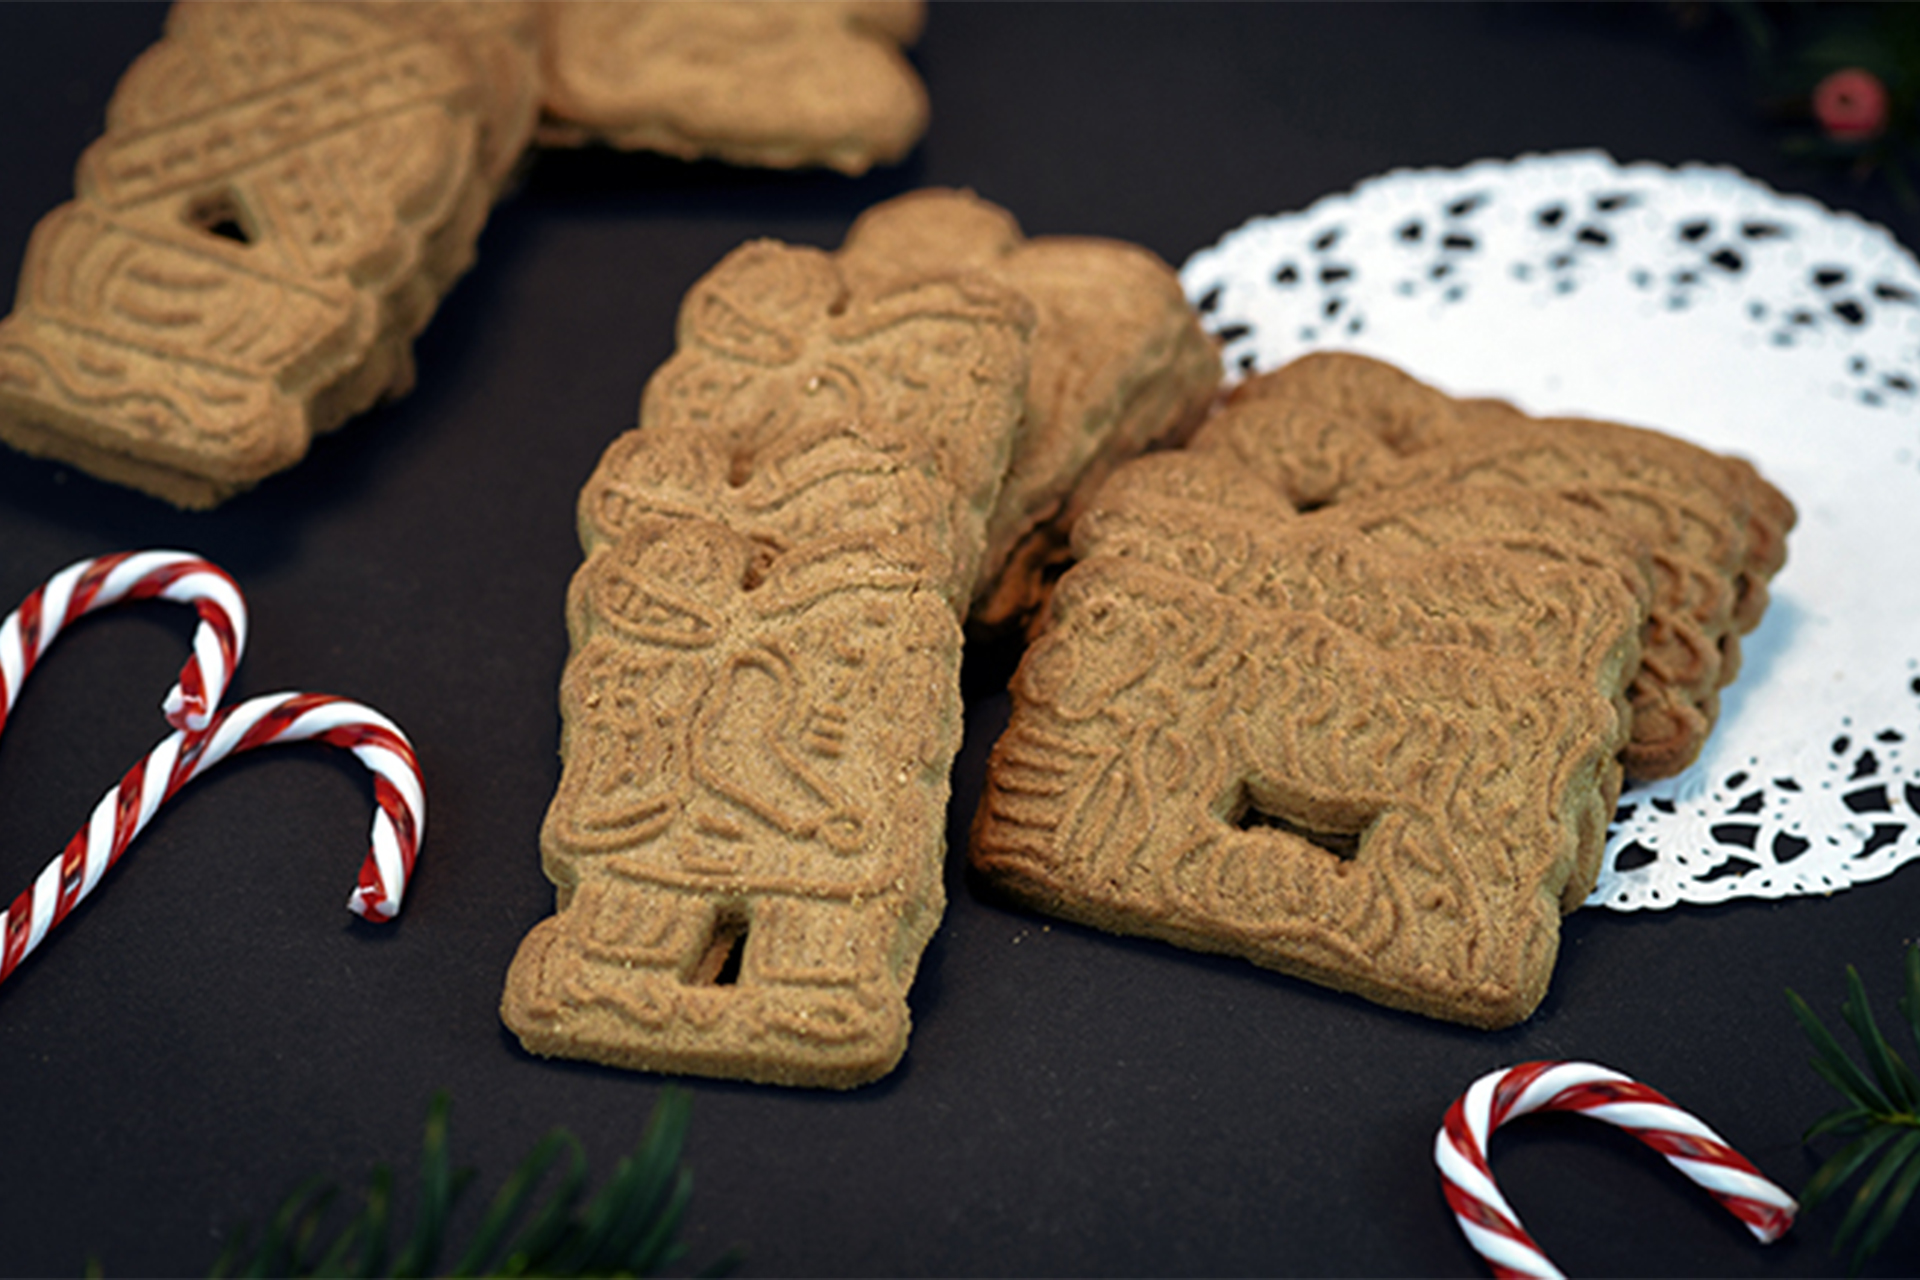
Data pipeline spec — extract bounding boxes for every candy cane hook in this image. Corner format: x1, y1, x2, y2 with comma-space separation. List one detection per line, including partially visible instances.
1, 691, 426, 984
1435, 1060, 1797, 1279
1, 550, 246, 733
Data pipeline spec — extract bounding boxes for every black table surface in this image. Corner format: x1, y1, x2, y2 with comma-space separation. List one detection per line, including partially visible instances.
3, 4, 1918, 1277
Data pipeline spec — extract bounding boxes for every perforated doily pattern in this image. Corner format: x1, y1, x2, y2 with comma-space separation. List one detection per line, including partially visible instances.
1178, 151, 1920, 910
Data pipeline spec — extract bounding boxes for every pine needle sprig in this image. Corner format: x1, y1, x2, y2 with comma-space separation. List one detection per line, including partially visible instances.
1789, 944, 1920, 1273
205, 1087, 734, 1279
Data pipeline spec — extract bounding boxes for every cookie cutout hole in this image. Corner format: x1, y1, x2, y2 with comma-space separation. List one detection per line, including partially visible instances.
184, 190, 254, 246
727, 447, 755, 488
691, 909, 750, 986
741, 540, 779, 592
1231, 783, 1372, 861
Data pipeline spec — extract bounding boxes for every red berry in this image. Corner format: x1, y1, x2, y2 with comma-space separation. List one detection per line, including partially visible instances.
1813, 68, 1890, 142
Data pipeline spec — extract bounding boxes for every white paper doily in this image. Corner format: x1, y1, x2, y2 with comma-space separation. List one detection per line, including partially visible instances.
1178, 150, 1920, 912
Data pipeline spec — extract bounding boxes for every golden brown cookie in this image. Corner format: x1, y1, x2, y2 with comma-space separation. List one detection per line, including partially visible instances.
537, 0, 929, 175
1192, 352, 1796, 778
836, 188, 1223, 632
971, 549, 1635, 1029
501, 238, 1033, 1087
0, 1, 537, 508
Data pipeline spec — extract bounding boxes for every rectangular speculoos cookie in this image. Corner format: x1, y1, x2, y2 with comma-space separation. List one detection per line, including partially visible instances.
0, 1, 540, 509
972, 352, 1793, 1028
974, 555, 1633, 1029
501, 236, 1035, 1088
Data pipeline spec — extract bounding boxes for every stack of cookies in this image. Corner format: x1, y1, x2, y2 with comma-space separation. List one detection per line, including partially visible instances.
0, 1, 542, 509
970, 352, 1794, 1029
500, 189, 1218, 1087
0, 0, 933, 508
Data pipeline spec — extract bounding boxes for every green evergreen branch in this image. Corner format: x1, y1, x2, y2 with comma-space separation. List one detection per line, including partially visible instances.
1791, 944, 1920, 1273
202, 1088, 737, 1279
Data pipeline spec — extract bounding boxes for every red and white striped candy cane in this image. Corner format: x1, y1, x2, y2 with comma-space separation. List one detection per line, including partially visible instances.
1, 549, 246, 733
1435, 1060, 1796, 1279
1, 691, 426, 984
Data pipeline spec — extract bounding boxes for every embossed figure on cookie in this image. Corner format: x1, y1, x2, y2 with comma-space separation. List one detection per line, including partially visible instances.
503, 238, 1032, 1087
0, 1, 534, 507
1077, 456, 1654, 748
973, 556, 1628, 1029
504, 517, 960, 1085
537, 0, 930, 175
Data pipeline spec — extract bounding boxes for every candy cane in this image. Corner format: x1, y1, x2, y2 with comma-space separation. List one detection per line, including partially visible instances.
1, 550, 246, 733
1434, 1060, 1797, 1279
0, 552, 426, 988
1, 691, 426, 984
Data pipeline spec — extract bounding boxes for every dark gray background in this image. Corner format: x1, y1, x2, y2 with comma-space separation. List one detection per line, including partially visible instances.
1, 4, 1916, 1276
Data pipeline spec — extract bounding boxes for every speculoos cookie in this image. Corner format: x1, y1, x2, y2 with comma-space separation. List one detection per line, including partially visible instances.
975, 465, 1652, 1028
971, 552, 1635, 1029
